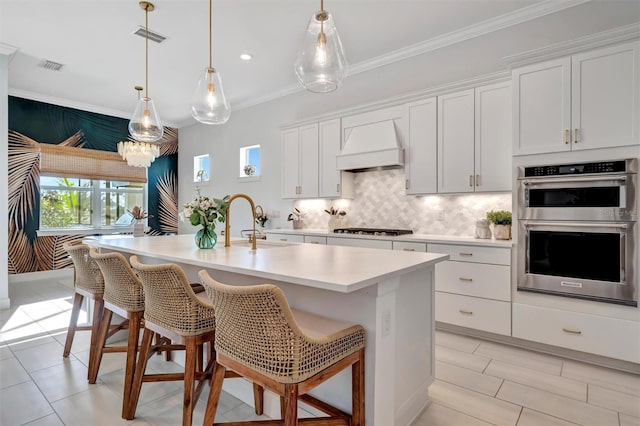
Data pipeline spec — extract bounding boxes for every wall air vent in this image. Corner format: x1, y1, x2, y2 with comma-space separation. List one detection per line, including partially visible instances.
38, 60, 65, 71
132, 26, 168, 43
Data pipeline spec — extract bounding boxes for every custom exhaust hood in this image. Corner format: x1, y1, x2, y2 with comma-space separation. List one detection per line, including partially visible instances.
336, 119, 404, 171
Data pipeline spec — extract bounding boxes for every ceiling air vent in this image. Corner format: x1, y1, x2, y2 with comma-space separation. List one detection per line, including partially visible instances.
38, 60, 65, 71
132, 26, 168, 43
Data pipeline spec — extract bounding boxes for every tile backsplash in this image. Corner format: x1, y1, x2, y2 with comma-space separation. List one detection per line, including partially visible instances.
295, 169, 512, 236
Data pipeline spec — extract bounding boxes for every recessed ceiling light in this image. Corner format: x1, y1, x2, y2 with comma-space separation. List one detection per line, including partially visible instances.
240, 53, 253, 61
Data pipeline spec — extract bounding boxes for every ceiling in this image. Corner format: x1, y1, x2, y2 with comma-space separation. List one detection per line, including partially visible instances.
1, 0, 639, 127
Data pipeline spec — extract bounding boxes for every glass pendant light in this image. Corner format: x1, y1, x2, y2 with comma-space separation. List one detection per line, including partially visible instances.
119, 87, 161, 168
129, 1, 163, 142
294, 0, 348, 93
191, 0, 230, 124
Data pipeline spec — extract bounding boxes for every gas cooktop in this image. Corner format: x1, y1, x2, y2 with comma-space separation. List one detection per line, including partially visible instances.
333, 228, 413, 236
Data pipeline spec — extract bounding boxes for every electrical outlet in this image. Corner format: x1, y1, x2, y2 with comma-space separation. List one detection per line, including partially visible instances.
382, 310, 391, 337
436, 209, 445, 221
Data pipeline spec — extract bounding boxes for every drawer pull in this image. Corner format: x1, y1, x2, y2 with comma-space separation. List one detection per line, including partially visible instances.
459, 277, 473, 282
562, 328, 582, 335
279, 238, 288, 242
459, 252, 473, 256
403, 248, 416, 252
309, 241, 320, 244
459, 310, 473, 315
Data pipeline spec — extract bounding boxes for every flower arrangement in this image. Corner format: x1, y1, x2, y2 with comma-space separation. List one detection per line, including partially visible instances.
128, 206, 149, 220
287, 208, 305, 221
243, 164, 256, 176
182, 194, 230, 229
255, 205, 269, 227
324, 206, 347, 216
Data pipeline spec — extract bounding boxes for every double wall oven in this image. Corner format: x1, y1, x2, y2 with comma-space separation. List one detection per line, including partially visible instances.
517, 159, 638, 306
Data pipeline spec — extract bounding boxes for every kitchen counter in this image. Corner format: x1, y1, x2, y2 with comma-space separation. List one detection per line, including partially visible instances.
87, 234, 448, 425
265, 228, 514, 247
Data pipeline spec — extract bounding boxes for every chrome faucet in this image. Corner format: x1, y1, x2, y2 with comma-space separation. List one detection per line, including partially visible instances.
224, 193, 257, 250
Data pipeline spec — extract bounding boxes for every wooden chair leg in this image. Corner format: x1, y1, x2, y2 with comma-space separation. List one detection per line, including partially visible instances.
280, 396, 286, 419
87, 296, 104, 380
203, 362, 226, 425
183, 337, 197, 426
63, 292, 84, 357
253, 383, 264, 415
122, 311, 142, 418
88, 308, 113, 384
352, 349, 365, 426
125, 327, 154, 420
283, 384, 299, 426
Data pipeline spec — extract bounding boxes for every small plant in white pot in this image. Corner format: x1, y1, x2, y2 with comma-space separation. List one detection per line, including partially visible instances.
287, 208, 305, 230
324, 206, 347, 231
486, 210, 512, 240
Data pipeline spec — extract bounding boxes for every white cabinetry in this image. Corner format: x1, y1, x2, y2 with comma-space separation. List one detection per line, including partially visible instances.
513, 41, 640, 155
326, 237, 392, 250
430, 243, 512, 336
281, 124, 319, 199
271, 233, 305, 243
392, 241, 427, 252
404, 98, 437, 194
437, 82, 511, 193
304, 235, 327, 245
319, 118, 354, 199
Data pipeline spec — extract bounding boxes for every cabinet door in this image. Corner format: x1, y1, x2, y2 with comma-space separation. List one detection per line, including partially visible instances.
438, 89, 475, 193
513, 58, 571, 155
405, 98, 437, 194
572, 42, 640, 150
319, 119, 353, 198
475, 82, 512, 192
299, 123, 319, 198
281, 128, 300, 199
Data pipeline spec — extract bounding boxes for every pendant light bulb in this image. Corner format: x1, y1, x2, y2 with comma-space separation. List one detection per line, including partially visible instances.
294, 0, 348, 93
191, 0, 230, 125
129, 1, 163, 143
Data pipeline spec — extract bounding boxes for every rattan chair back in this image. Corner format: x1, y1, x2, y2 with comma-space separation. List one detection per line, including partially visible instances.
89, 249, 144, 312
63, 241, 104, 296
199, 272, 366, 384
129, 256, 215, 337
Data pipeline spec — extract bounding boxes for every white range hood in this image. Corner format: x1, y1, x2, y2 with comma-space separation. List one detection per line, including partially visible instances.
336, 119, 404, 171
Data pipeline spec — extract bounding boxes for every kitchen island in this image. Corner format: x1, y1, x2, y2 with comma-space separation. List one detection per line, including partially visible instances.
87, 234, 448, 425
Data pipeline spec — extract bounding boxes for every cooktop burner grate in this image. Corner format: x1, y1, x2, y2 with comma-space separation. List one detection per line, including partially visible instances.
333, 228, 413, 236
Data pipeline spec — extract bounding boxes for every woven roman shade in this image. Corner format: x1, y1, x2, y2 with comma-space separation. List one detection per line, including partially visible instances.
40, 144, 147, 183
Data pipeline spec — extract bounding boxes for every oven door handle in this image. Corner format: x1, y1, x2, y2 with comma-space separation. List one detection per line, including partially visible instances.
522, 221, 629, 230
521, 175, 627, 185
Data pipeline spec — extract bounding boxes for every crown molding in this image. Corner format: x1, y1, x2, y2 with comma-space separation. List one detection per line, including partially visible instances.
0, 43, 18, 63
8, 88, 179, 128
503, 22, 640, 68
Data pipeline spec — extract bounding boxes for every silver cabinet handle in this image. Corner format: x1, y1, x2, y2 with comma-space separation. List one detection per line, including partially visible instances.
459, 277, 473, 282
469, 175, 473, 187
279, 238, 288, 242
336, 183, 340, 193
405, 179, 409, 190
475, 174, 480, 187
309, 241, 320, 244
403, 248, 415, 252
564, 129, 570, 144
459, 310, 473, 315
459, 252, 473, 256
573, 128, 579, 144
563, 328, 582, 335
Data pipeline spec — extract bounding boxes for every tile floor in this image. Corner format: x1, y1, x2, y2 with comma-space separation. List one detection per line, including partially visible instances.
1, 277, 639, 426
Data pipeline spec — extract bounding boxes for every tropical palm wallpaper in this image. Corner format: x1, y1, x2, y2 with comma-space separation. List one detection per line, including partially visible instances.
8, 96, 179, 274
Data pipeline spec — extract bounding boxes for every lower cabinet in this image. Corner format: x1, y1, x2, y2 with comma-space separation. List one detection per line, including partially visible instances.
304, 235, 326, 244
270, 233, 304, 243
512, 303, 640, 363
436, 292, 511, 336
326, 237, 393, 250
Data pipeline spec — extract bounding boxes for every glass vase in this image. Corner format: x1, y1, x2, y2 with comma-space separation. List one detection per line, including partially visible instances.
195, 226, 217, 249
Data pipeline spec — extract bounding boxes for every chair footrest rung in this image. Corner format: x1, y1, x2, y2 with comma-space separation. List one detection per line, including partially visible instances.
298, 394, 350, 419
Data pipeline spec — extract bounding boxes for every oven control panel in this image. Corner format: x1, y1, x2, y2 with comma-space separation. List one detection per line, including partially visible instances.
524, 160, 628, 177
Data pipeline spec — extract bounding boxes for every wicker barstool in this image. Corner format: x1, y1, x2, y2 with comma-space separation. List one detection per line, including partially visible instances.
199, 270, 367, 426
128, 256, 263, 426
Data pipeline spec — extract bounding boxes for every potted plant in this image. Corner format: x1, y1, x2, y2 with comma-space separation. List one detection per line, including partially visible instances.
324, 206, 347, 231
128, 206, 149, 237
287, 208, 304, 230
486, 210, 512, 240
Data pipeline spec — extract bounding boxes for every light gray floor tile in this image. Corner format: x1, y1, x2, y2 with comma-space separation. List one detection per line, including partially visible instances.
30, 358, 93, 403
13, 339, 67, 373
50, 384, 131, 426
562, 360, 640, 396
6, 333, 58, 353
51, 328, 93, 356
36, 310, 75, 334
19, 299, 65, 321
435, 330, 482, 353
516, 408, 579, 426
99, 366, 182, 407
436, 360, 503, 396
485, 359, 587, 401
0, 341, 14, 361
0, 381, 54, 426
430, 380, 522, 426
474, 341, 563, 375
588, 384, 640, 418
23, 413, 65, 426
224, 402, 272, 421
133, 389, 209, 425
435, 345, 491, 372
0, 308, 50, 345
413, 402, 493, 426
497, 380, 619, 426
0, 356, 31, 389
619, 413, 640, 426
74, 348, 127, 375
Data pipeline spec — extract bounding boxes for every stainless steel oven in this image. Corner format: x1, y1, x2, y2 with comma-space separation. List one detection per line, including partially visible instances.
517, 159, 638, 306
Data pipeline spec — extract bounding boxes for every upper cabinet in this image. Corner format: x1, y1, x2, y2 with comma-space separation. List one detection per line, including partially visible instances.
437, 82, 512, 193
405, 97, 437, 195
319, 118, 354, 199
513, 41, 640, 155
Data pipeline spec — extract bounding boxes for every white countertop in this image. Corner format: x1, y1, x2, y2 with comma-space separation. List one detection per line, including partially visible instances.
86, 234, 448, 293
264, 228, 514, 248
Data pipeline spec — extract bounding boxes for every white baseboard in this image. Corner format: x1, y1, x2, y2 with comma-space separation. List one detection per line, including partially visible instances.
9, 269, 74, 284
0, 297, 10, 309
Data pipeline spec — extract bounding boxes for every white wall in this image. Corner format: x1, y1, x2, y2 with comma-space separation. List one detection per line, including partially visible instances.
1, 53, 10, 309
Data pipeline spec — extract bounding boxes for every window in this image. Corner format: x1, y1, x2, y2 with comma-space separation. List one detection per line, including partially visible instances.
194, 154, 210, 182
239, 145, 260, 178
40, 176, 144, 230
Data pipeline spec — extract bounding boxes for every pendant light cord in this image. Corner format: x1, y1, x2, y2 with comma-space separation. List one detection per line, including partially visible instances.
145, 5, 149, 99
209, 0, 212, 69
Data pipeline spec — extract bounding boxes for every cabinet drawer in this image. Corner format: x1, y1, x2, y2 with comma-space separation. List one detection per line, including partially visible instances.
428, 243, 510, 265
436, 261, 511, 301
304, 235, 327, 245
436, 292, 511, 336
326, 237, 393, 250
393, 241, 427, 252
513, 303, 640, 363
271, 234, 304, 243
